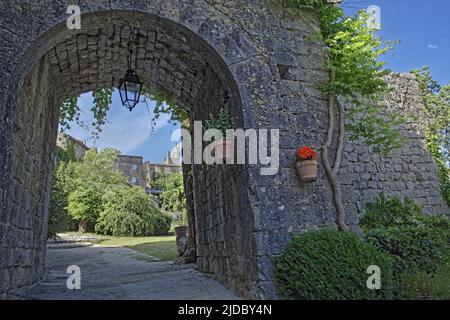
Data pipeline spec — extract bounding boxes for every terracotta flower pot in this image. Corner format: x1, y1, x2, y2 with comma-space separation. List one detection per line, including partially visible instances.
175, 226, 189, 237
296, 160, 318, 183
211, 138, 232, 161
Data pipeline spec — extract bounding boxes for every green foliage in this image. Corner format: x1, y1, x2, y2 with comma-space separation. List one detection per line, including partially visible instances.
361, 194, 450, 299
64, 148, 126, 227
366, 226, 448, 277
152, 173, 188, 225
59, 97, 80, 131
141, 86, 189, 127
422, 215, 450, 243
67, 184, 104, 223
59, 86, 188, 138
361, 193, 450, 242
59, 88, 113, 139
48, 169, 73, 238
359, 193, 424, 231
399, 257, 450, 300
90, 88, 113, 138
273, 229, 394, 300
274, 0, 404, 155
56, 141, 77, 163
203, 107, 234, 136
69, 148, 125, 189
95, 187, 171, 237
411, 67, 450, 207
48, 144, 79, 238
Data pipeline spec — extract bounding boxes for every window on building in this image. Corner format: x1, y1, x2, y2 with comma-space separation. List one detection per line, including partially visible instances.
132, 164, 138, 171
131, 177, 137, 184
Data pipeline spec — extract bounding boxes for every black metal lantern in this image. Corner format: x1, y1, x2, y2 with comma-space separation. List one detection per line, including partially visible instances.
118, 27, 143, 111
118, 69, 142, 111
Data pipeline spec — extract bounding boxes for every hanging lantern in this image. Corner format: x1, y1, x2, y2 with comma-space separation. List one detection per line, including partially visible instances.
118, 27, 143, 111
118, 69, 143, 111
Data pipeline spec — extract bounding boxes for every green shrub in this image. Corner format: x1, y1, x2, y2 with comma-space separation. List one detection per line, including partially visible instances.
360, 194, 450, 299
273, 229, 394, 300
366, 226, 448, 277
149, 213, 172, 236
399, 257, 450, 300
360, 193, 424, 231
67, 184, 104, 231
95, 186, 171, 237
48, 181, 72, 238
422, 215, 450, 244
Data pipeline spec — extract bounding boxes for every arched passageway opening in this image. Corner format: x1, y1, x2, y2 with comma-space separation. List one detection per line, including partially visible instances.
6, 10, 257, 298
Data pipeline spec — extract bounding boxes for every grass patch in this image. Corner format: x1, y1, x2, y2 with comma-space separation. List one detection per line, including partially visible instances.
99, 235, 178, 261
57, 232, 178, 262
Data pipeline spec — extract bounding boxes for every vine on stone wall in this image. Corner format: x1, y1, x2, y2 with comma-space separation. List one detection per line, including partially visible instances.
412, 67, 450, 207
275, 0, 405, 230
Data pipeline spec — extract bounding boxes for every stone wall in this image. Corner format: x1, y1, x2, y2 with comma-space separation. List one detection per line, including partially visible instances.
115, 155, 146, 187
339, 73, 450, 226
0, 56, 59, 298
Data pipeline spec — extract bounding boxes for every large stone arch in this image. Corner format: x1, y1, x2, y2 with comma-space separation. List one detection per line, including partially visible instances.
2, 1, 334, 300
1, 1, 448, 300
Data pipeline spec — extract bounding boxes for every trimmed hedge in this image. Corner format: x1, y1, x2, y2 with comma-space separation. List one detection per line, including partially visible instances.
273, 229, 394, 300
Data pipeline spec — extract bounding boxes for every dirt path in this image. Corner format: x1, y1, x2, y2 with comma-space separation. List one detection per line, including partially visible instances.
26, 244, 240, 300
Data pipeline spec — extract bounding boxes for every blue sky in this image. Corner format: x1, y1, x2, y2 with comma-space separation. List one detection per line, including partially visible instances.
343, 0, 449, 85
67, 91, 181, 163
67, 0, 449, 162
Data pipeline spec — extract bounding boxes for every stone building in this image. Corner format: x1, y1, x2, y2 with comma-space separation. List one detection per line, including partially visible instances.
114, 155, 146, 187
143, 160, 182, 188
56, 133, 89, 160
0, 1, 448, 300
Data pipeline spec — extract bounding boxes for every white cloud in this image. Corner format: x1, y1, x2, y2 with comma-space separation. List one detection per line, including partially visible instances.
428, 44, 438, 49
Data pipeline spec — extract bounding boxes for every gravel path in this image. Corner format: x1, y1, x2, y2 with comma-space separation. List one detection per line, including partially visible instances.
25, 244, 240, 300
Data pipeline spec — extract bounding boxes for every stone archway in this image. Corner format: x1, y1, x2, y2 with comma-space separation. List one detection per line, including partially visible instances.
3, 1, 335, 300
1, 8, 261, 298
2, 0, 447, 300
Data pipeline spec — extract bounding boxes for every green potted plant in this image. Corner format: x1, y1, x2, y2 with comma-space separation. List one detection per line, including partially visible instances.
203, 107, 234, 161
295, 146, 318, 183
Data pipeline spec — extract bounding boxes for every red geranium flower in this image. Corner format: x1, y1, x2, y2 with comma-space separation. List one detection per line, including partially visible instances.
296, 146, 317, 161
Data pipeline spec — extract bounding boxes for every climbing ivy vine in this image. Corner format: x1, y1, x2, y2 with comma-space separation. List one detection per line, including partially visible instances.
275, 0, 405, 230
59, 88, 112, 139
412, 67, 450, 207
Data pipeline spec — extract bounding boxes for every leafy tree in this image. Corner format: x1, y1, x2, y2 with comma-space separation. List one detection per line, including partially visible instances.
274, 0, 404, 230
48, 143, 78, 238
71, 148, 125, 188
95, 186, 171, 236
67, 184, 104, 232
153, 173, 188, 225
65, 148, 126, 232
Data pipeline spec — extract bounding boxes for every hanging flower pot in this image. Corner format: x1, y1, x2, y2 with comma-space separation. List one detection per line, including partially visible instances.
211, 138, 232, 161
203, 107, 234, 163
296, 146, 318, 183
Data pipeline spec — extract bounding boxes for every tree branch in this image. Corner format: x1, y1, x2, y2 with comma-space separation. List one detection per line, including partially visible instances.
322, 69, 348, 231
333, 97, 345, 175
